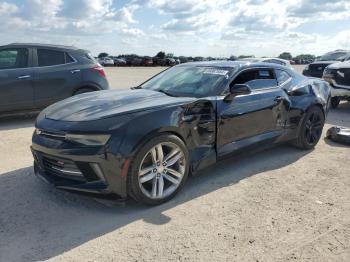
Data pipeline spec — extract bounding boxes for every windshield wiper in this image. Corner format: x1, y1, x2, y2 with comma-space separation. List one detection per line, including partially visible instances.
131, 86, 142, 90
156, 89, 178, 97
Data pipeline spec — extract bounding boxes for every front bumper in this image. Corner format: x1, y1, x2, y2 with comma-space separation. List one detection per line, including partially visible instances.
323, 76, 350, 98
31, 134, 128, 199
330, 86, 350, 97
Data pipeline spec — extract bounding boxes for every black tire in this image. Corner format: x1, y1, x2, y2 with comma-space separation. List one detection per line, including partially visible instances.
74, 88, 95, 95
291, 106, 325, 150
128, 134, 189, 205
331, 97, 340, 109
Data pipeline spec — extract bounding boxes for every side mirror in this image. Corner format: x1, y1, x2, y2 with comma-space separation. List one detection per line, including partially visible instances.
287, 85, 310, 96
225, 84, 251, 101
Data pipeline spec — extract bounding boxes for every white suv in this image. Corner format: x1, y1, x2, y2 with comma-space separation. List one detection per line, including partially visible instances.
98, 57, 114, 67
323, 61, 350, 108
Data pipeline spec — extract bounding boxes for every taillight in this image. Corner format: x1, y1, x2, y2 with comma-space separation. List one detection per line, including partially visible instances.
91, 65, 106, 78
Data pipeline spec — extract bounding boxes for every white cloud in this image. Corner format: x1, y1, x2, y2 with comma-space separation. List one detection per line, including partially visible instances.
288, 0, 350, 18
0, 1, 18, 14
1, 0, 350, 56
121, 28, 145, 37
58, 0, 113, 19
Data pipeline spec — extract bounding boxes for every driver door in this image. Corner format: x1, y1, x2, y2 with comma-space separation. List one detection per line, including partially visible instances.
216, 67, 290, 157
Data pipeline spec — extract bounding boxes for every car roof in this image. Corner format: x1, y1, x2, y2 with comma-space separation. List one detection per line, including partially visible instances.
1, 43, 88, 53
323, 50, 350, 55
180, 60, 289, 70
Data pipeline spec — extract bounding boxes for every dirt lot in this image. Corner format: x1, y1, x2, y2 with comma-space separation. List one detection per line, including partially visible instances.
0, 66, 349, 262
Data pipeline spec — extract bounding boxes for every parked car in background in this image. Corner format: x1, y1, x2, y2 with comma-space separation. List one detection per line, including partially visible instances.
131, 57, 143, 66
303, 50, 350, 78
113, 57, 127, 66
240, 57, 293, 68
153, 57, 167, 66
194, 57, 205, 62
142, 57, 153, 66
0, 43, 109, 116
166, 58, 176, 66
323, 61, 350, 108
178, 56, 188, 64
98, 57, 114, 66
32, 61, 330, 205
173, 57, 181, 64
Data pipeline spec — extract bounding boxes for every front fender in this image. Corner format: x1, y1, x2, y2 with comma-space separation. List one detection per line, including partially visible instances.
117, 100, 217, 171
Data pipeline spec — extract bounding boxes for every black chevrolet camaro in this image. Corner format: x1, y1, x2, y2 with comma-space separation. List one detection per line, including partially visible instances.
32, 61, 331, 205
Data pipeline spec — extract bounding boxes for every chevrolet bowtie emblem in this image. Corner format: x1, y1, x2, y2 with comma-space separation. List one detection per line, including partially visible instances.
337, 71, 345, 78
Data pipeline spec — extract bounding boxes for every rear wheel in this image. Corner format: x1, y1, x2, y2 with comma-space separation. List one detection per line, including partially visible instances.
292, 106, 325, 149
128, 134, 189, 205
331, 97, 340, 109
74, 88, 95, 95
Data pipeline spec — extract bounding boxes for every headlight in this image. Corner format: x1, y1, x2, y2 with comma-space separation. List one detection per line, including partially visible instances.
304, 65, 309, 71
65, 134, 111, 146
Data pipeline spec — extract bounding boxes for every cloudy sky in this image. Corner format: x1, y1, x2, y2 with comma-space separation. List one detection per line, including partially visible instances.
1, 0, 350, 57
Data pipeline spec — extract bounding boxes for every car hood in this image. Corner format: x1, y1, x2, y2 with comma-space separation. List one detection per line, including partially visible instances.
328, 61, 350, 69
44, 89, 196, 121
311, 60, 338, 65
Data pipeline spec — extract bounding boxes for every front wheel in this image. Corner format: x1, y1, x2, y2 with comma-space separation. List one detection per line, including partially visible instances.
128, 134, 189, 205
291, 106, 325, 150
331, 97, 340, 109
74, 88, 95, 95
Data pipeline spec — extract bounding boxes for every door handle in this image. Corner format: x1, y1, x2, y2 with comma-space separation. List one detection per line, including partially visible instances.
18, 75, 31, 79
71, 69, 81, 74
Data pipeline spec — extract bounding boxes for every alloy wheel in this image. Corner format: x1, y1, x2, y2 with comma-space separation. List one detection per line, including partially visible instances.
138, 142, 186, 199
305, 111, 323, 145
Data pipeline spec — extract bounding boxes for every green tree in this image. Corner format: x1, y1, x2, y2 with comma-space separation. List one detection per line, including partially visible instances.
278, 52, 293, 60
156, 51, 166, 59
229, 55, 237, 61
238, 55, 254, 59
98, 52, 109, 58
294, 54, 316, 61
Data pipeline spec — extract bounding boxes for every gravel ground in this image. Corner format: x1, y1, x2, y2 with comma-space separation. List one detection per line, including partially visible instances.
0, 65, 349, 262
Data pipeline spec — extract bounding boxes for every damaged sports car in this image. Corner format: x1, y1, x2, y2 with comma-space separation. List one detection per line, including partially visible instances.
31, 61, 331, 205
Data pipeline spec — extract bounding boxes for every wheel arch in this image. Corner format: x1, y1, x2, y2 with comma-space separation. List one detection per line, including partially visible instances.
312, 102, 326, 118
72, 83, 101, 95
129, 127, 187, 157
296, 102, 326, 138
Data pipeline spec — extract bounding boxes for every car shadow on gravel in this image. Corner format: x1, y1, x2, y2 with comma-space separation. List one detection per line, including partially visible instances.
326, 102, 350, 128
0, 145, 311, 262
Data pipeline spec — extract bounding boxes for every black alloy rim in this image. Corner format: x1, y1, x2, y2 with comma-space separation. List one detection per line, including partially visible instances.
305, 112, 323, 145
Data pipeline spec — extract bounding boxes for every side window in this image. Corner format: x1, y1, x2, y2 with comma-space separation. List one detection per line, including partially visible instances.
0, 48, 28, 69
65, 53, 74, 63
85, 52, 96, 63
232, 69, 277, 90
275, 69, 292, 85
37, 49, 66, 66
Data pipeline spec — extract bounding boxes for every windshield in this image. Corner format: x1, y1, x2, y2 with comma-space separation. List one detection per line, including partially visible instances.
140, 66, 233, 97
319, 52, 348, 61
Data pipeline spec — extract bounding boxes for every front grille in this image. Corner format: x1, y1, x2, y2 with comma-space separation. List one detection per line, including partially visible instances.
42, 155, 85, 182
323, 68, 334, 76
334, 68, 350, 86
